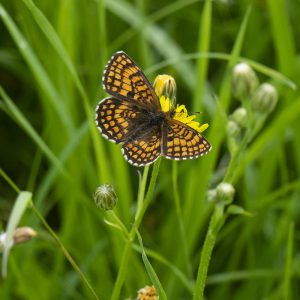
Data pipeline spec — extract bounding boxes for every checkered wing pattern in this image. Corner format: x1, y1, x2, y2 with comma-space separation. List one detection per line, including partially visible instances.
163, 120, 211, 160
95, 97, 141, 143
122, 134, 161, 166
102, 51, 159, 108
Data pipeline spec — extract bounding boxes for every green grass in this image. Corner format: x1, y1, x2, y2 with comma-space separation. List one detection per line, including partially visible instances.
0, 0, 300, 299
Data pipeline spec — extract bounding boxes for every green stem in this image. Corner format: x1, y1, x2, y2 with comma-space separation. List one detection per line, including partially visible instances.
111, 159, 161, 300
193, 204, 225, 300
136, 166, 150, 220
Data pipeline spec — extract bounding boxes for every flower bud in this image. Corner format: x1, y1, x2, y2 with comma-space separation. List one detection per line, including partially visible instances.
13, 227, 37, 244
207, 189, 217, 202
231, 107, 247, 128
227, 120, 241, 138
137, 285, 158, 300
153, 74, 177, 104
0, 227, 37, 253
232, 63, 258, 100
94, 184, 118, 210
216, 182, 235, 204
251, 83, 278, 114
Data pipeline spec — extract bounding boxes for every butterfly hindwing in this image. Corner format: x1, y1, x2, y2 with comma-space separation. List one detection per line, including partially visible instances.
102, 51, 160, 108
122, 133, 162, 166
162, 120, 211, 160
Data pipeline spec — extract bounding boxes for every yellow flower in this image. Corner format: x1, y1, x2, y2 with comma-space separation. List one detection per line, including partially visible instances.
159, 96, 209, 133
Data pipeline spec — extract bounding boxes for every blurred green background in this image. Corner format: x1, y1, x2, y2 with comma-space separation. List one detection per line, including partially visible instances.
1, 0, 300, 299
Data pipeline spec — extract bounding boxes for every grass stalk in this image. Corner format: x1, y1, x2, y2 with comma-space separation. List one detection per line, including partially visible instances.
111, 159, 161, 299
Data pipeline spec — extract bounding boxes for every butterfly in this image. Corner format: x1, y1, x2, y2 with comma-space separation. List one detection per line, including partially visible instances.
95, 51, 211, 167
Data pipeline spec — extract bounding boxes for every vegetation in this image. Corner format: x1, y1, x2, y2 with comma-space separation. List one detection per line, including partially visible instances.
0, 0, 299, 299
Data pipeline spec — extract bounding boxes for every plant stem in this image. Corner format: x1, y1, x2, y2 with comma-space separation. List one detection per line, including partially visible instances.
193, 204, 225, 300
111, 159, 161, 300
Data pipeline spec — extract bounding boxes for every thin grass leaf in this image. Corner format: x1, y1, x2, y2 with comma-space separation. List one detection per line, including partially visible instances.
145, 52, 297, 90
0, 4, 73, 133
232, 95, 300, 183
2, 191, 32, 278
132, 243, 194, 293
267, 0, 296, 75
136, 230, 168, 300
283, 222, 294, 300
111, 0, 200, 51
106, 0, 195, 89
20, 0, 111, 183
0, 86, 67, 177
192, 0, 212, 112
206, 269, 279, 285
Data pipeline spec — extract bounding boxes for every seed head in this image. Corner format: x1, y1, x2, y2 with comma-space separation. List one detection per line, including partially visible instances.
94, 184, 118, 211
137, 285, 158, 300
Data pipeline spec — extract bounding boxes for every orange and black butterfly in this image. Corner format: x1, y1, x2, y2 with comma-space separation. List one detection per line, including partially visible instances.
95, 51, 211, 166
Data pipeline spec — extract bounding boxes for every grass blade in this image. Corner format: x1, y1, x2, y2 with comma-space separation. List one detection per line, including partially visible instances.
2, 191, 32, 278
136, 230, 168, 300
0, 86, 67, 176
0, 4, 73, 133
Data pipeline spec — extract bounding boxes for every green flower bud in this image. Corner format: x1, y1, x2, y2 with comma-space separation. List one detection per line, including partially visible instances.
251, 83, 278, 114
207, 189, 217, 202
227, 120, 241, 138
231, 107, 248, 128
216, 182, 235, 204
94, 184, 118, 210
232, 63, 258, 100
153, 74, 177, 104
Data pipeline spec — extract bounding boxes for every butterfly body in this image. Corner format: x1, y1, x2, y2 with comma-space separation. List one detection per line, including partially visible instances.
96, 51, 211, 166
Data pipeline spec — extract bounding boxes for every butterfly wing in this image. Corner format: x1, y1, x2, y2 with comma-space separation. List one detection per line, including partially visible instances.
102, 51, 160, 108
162, 120, 211, 160
122, 133, 162, 167
95, 97, 143, 144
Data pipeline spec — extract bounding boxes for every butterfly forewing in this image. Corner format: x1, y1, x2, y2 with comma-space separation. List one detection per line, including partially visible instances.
96, 97, 142, 143
102, 51, 159, 108
163, 120, 211, 160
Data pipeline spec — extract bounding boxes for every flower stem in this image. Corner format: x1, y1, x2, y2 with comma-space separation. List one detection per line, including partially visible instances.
111, 159, 161, 300
193, 204, 225, 300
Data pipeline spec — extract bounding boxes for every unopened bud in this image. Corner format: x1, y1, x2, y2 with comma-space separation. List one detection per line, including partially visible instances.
13, 227, 37, 244
216, 182, 235, 204
207, 189, 217, 202
94, 184, 118, 210
251, 83, 278, 114
137, 285, 158, 300
227, 120, 241, 138
153, 74, 177, 103
231, 107, 247, 128
0, 227, 37, 252
232, 63, 258, 100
